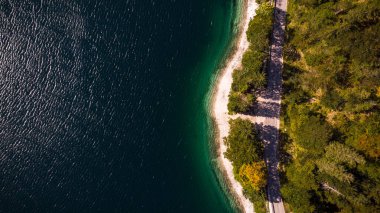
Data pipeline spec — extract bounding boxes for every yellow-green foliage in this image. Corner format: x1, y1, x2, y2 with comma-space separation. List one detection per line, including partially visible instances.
281, 0, 380, 212
224, 118, 267, 211
238, 162, 267, 191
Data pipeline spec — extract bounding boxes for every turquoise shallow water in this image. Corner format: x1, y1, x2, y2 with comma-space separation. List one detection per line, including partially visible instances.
182, 0, 243, 211
0, 0, 240, 212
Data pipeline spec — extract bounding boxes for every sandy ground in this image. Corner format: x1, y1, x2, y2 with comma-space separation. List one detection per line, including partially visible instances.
211, 0, 258, 212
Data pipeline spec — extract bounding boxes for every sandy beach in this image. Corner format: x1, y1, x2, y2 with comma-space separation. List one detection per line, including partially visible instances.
211, 0, 258, 212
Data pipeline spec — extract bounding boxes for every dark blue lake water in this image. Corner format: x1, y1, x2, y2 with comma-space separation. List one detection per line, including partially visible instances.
0, 0, 238, 212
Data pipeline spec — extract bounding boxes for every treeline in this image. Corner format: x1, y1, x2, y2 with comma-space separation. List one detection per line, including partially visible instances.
228, 2, 274, 114
281, 0, 380, 212
224, 2, 274, 213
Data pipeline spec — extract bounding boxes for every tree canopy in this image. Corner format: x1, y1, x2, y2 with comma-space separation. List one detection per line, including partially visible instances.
228, 2, 274, 114
239, 162, 267, 191
223, 118, 267, 212
281, 0, 380, 211
224, 118, 263, 171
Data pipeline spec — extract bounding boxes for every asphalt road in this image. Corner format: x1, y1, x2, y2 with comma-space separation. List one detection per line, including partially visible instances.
259, 0, 287, 212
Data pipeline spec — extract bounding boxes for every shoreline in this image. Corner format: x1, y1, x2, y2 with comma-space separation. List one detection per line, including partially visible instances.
210, 0, 258, 212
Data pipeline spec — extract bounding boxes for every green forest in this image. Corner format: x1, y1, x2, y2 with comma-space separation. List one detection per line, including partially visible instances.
224, 2, 274, 213
228, 2, 273, 114
281, 0, 380, 212
224, 118, 267, 212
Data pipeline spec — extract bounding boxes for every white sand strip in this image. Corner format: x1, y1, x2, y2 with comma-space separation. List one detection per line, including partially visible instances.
211, 0, 258, 212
